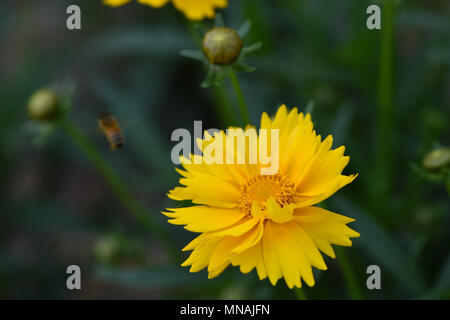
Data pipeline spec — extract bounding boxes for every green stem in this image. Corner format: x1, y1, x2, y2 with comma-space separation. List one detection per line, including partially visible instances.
335, 247, 363, 300
187, 21, 202, 46
294, 287, 308, 300
445, 172, 450, 196
211, 85, 237, 126
187, 21, 236, 127
375, 0, 394, 211
229, 69, 251, 125
58, 119, 177, 259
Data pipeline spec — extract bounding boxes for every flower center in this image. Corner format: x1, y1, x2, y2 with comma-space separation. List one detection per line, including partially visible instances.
238, 174, 295, 216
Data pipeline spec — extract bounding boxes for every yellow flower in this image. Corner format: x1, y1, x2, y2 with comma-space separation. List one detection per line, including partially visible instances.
103, 0, 132, 7
172, 0, 227, 20
103, 0, 228, 21
163, 105, 360, 288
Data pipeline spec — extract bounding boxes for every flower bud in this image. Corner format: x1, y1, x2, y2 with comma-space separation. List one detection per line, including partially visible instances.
202, 27, 243, 66
423, 148, 450, 170
27, 88, 61, 121
94, 235, 121, 265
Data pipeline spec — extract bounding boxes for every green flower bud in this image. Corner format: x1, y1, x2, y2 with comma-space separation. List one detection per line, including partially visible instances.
423, 148, 450, 170
94, 235, 122, 265
27, 88, 61, 121
202, 27, 243, 66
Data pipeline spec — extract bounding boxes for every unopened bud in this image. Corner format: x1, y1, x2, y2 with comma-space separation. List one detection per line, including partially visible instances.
94, 235, 121, 265
27, 88, 61, 121
202, 27, 243, 66
423, 148, 450, 170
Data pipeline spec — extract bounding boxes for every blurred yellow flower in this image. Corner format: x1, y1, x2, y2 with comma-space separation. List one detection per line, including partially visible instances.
103, 0, 228, 21
103, 0, 132, 7
163, 105, 360, 288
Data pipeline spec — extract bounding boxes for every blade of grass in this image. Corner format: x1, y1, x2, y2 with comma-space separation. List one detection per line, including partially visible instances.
374, 0, 395, 217
335, 247, 364, 300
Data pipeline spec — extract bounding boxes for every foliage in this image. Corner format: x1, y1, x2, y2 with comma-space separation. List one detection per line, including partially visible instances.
0, 0, 448, 299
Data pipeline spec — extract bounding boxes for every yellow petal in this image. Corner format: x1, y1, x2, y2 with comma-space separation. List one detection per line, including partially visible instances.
208, 224, 262, 278
271, 104, 288, 129
296, 207, 360, 249
283, 114, 318, 179
270, 223, 303, 288
172, 0, 227, 20
262, 221, 283, 285
180, 147, 248, 186
265, 197, 294, 224
297, 146, 351, 195
306, 231, 336, 259
279, 223, 316, 287
137, 0, 170, 7
168, 170, 240, 208
256, 255, 268, 280
260, 112, 272, 130
208, 236, 241, 275
293, 174, 358, 208
207, 261, 229, 279
103, 0, 132, 7
182, 233, 208, 251
294, 206, 356, 224
230, 241, 263, 274
285, 221, 327, 270
182, 236, 222, 272
208, 217, 260, 238
230, 219, 264, 254
163, 206, 245, 233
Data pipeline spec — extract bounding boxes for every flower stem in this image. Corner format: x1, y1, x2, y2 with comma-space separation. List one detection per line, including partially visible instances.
57, 118, 177, 259
229, 69, 251, 126
186, 21, 236, 127
374, 0, 395, 213
294, 287, 308, 300
211, 85, 237, 126
335, 247, 363, 300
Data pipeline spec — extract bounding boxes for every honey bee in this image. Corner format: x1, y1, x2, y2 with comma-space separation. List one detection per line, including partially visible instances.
98, 113, 125, 150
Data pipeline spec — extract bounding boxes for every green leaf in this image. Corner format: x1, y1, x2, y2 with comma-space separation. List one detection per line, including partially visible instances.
241, 42, 262, 58
201, 66, 217, 88
21, 122, 56, 149
233, 61, 256, 73
180, 49, 208, 63
332, 196, 425, 296
201, 66, 230, 88
214, 66, 230, 86
238, 20, 252, 38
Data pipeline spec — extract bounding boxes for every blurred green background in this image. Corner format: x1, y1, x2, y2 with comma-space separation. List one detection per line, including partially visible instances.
0, 0, 449, 299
